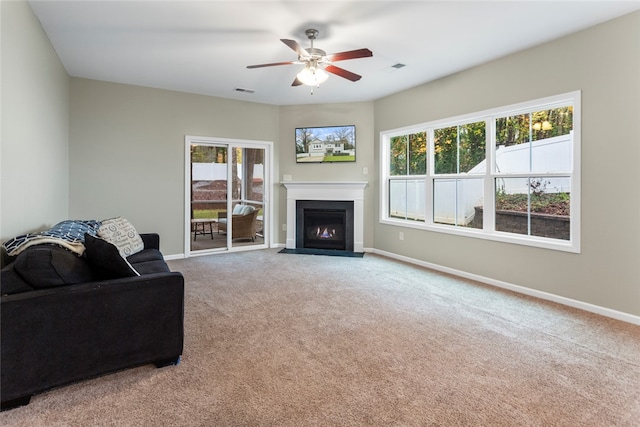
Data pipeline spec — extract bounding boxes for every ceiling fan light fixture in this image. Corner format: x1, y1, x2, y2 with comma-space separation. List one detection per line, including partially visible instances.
297, 65, 329, 87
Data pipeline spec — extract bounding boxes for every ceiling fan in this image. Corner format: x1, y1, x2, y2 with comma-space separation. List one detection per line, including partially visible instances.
247, 29, 373, 91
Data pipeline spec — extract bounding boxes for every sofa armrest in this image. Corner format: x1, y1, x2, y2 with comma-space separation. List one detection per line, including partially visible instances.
140, 233, 160, 250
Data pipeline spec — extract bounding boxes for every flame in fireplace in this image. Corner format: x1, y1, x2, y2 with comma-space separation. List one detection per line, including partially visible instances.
315, 227, 336, 239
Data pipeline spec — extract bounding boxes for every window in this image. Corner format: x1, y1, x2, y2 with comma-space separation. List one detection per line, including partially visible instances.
494, 106, 573, 240
388, 132, 427, 221
380, 91, 580, 252
433, 121, 486, 228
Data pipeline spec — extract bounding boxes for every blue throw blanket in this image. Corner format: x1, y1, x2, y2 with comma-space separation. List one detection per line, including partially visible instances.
2, 220, 101, 256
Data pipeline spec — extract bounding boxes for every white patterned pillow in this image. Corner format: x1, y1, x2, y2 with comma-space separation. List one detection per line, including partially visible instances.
97, 217, 144, 258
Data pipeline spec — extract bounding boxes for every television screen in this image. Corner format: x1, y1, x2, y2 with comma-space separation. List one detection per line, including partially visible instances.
295, 125, 356, 163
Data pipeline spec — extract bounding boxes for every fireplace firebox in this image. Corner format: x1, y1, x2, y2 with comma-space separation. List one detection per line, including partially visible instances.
296, 200, 354, 251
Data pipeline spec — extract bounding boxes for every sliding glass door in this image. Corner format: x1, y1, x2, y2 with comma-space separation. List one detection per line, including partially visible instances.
186, 136, 270, 256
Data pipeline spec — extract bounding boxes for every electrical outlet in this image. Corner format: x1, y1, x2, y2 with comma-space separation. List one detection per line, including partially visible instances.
282, 224, 287, 231
363, 167, 368, 175
399, 231, 404, 241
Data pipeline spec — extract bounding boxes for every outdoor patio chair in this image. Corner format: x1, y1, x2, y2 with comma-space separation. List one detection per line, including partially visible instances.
218, 205, 259, 241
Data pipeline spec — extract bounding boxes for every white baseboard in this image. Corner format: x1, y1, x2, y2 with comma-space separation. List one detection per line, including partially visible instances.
371, 248, 640, 326
165, 241, 285, 260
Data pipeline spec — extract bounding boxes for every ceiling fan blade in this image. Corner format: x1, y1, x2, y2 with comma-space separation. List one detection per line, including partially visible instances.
291, 77, 303, 87
247, 61, 296, 69
281, 39, 310, 57
325, 65, 362, 82
327, 48, 373, 62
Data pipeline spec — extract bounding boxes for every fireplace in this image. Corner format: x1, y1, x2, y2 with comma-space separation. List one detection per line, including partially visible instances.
282, 181, 367, 253
296, 200, 354, 251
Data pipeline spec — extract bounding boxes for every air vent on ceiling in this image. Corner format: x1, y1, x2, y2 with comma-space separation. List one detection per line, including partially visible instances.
234, 87, 255, 94
391, 63, 406, 69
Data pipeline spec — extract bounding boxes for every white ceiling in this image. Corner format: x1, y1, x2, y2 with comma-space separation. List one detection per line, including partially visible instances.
29, 1, 640, 106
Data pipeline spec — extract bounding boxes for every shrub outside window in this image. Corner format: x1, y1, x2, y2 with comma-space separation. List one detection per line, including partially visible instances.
380, 91, 580, 252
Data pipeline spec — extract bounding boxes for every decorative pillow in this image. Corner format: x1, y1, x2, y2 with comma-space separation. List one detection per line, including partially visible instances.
13, 244, 96, 288
97, 217, 144, 258
84, 234, 140, 279
232, 205, 254, 216
2, 219, 101, 256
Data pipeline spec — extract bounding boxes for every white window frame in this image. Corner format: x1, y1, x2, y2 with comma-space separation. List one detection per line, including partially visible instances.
380, 91, 581, 253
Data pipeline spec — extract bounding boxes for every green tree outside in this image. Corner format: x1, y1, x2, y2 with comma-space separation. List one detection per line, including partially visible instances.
390, 132, 426, 176
434, 121, 485, 174
496, 106, 573, 146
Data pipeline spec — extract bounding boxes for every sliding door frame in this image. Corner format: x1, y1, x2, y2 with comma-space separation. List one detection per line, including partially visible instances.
184, 135, 273, 257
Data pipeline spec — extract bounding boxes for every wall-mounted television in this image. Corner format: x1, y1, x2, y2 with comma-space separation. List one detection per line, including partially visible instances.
295, 125, 356, 163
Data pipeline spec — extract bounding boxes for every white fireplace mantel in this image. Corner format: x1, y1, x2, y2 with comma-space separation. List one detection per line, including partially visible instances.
282, 181, 367, 252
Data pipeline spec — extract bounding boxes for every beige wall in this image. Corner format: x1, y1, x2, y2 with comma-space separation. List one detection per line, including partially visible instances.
3, 1, 639, 318
374, 11, 640, 316
1, 0, 70, 241
69, 79, 279, 255
277, 103, 375, 247
69, 83, 375, 254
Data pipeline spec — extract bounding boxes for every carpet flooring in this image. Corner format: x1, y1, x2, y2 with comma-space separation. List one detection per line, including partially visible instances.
2, 248, 639, 426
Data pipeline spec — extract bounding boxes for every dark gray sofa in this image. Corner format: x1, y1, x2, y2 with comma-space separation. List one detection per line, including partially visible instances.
0, 233, 184, 411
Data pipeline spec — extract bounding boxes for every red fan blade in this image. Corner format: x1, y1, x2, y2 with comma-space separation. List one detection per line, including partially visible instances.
281, 39, 310, 57
292, 77, 303, 87
247, 61, 295, 69
327, 48, 372, 62
325, 65, 362, 82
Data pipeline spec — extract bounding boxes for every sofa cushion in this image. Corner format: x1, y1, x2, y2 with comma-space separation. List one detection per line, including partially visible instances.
1, 264, 35, 295
97, 217, 144, 258
130, 259, 171, 275
12, 245, 96, 289
84, 234, 140, 279
126, 248, 164, 264
126, 249, 169, 275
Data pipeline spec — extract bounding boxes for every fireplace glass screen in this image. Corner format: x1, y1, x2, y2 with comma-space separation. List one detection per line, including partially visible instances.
304, 209, 346, 250
296, 200, 354, 251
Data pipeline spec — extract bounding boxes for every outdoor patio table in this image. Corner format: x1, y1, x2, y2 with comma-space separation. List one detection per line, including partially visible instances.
191, 218, 216, 240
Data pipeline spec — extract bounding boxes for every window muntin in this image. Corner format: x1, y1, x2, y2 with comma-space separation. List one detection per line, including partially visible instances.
434, 121, 486, 174
389, 179, 425, 221
389, 132, 427, 222
390, 132, 426, 176
495, 107, 573, 174
432, 120, 486, 230
381, 92, 579, 252
433, 178, 484, 228
495, 176, 571, 240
